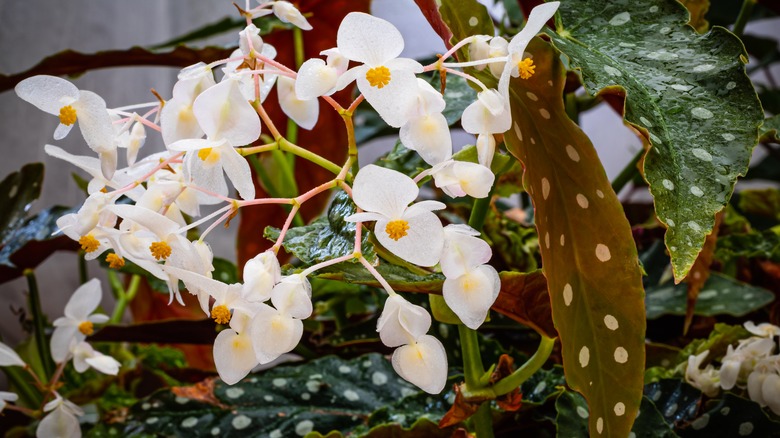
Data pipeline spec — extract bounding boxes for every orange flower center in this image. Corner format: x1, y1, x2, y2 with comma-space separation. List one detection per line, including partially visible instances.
149, 241, 172, 260
78, 234, 100, 253
517, 58, 535, 80
78, 320, 94, 336
58, 105, 77, 126
366, 66, 392, 89
211, 305, 231, 325
106, 253, 125, 269
385, 220, 410, 241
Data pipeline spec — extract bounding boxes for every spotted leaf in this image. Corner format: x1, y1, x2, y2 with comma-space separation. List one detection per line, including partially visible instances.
502, 37, 646, 437
549, 0, 764, 281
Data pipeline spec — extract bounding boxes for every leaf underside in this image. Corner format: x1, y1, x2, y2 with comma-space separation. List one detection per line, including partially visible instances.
549, 0, 764, 280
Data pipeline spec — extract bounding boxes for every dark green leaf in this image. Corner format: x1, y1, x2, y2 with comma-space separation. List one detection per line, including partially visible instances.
375, 140, 427, 177
631, 396, 679, 438
737, 188, 780, 220
0, 163, 43, 244
428, 72, 478, 125
265, 190, 376, 266
759, 114, 780, 142
681, 393, 780, 437
643, 379, 701, 425
555, 390, 590, 437
111, 354, 439, 437
550, 0, 765, 280
645, 273, 775, 319
715, 229, 780, 265
0, 205, 75, 268
521, 365, 566, 405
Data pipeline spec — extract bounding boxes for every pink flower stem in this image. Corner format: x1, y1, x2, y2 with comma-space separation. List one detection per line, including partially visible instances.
300, 253, 356, 277
199, 206, 236, 241
110, 151, 185, 196
346, 94, 365, 114
442, 67, 489, 92
358, 256, 396, 296
271, 204, 300, 254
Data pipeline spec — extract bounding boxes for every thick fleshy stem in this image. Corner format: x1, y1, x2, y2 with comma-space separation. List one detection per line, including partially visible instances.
491, 336, 555, 396
24, 269, 54, 380
109, 274, 141, 324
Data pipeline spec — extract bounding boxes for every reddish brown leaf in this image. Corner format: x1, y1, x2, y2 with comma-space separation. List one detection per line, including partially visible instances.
413, 0, 454, 50
492, 271, 556, 339
237, 0, 369, 269
439, 384, 482, 428
490, 355, 524, 411
172, 378, 227, 409
683, 212, 722, 334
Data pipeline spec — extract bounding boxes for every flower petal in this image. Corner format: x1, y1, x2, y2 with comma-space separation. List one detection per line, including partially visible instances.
270, 274, 312, 319
15, 75, 79, 115
357, 67, 418, 128
376, 210, 444, 267
391, 334, 447, 394
377, 295, 431, 348
400, 112, 452, 166
213, 329, 258, 384
250, 305, 304, 364
337, 12, 404, 65
273, 1, 313, 30
193, 79, 261, 145
461, 90, 511, 134
440, 225, 492, 278
351, 164, 418, 219
442, 265, 500, 329
0, 342, 25, 367
75, 91, 115, 155
64, 278, 102, 321
160, 97, 205, 146
220, 144, 256, 200
36, 404, 81, 438
277, 76, 319, 130
242, 251, 280, 302
295, 58, 337, 100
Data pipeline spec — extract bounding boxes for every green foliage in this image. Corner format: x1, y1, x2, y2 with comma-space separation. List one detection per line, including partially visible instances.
103, 354, 451, 437
265, 190, 377, 266
0, 162, 43, 243
683, 393, 780, 437
549, 0, 765, 280
645, 273, 775, 319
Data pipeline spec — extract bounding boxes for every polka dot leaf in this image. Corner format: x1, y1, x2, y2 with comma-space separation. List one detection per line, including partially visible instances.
502, 37, 646, 437
548, 0, 764, 281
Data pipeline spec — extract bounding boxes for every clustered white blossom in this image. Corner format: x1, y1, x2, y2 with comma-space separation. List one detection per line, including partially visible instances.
1, 280, 119, 437
685, 321, 780, 414
11, 1, 562, 428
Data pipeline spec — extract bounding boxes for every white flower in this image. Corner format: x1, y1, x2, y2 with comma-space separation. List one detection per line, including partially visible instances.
719, 337, 775, 390
295, 48, 349, 100
160, 63, 216, 146
497, 2, 560, 100
440, 225, 493, 278
392, 334, 448, 394
36, 394, 84, 438
475, 133, 496, 168
16, 75, 116, 179
50, 279, 109, 363
399, 79, 452, 166
0, 342, 25, 367
763, 371, 780, 415
272, 1, 312, 30
335, 12, 423, 127
430, 160, 495, 199
376, 295, 431, 348
169, 78, 260, 200
461, 89, 511, 136
223, 43, 279, 103
249, 274, 312, 364
685, 350, 720, 397
239, 24, 264, 56
213, 309, 262, 385
345, 165, 445, 267
277, 76, 319, 130
71, 342, 121, 375
745, 321, 780, 338
0, 391, 18, 413
242, 250, 281, 303
443, 265, 500, 330
115, 118, 146, 166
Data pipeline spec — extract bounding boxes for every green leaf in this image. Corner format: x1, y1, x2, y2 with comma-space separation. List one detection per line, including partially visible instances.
427, 72, 478, 125
630, 397, 679, 438
678, 323, 750, 363
759, 114, 780, 142
111, 354, 438, 437
0, 205, 75, 269
520, 365, 566, 405
500, 37, 646, 437
715, 229, 780, 265
375, 140, 427, 177
684, 393, 780, 437
738, 188, 780, 220
645, 272, 775, 319
265, 190, 376, 266
438, 0, 494, 62
549, 0, 765, 280
555, 390, 590, 437
642, 379, 701, 425
0, 163, 43, 244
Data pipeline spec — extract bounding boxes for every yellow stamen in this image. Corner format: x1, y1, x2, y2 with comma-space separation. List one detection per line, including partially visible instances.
149, 241, 172, 260
197, 148, 213, 161
385, 220, 410, 241
106, 253, 125, 269
211, 305, 231, 325
58, 105, 77, 126
366, 66, 392, 89
78, 235, 100, 253
517, 58, 535, 80
78, 320, 94, 336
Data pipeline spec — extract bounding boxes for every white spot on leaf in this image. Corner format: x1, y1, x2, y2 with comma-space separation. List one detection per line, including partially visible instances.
565, 145, 580, 162
614, 347, 628, 363
576, 194, 589, 208
563, 284, 573, 306
542, 177, 550, 200
604, 315, 619, 330
579, 346, 590, 367
596, 244, 611, 262
609, 12, 631, 26
691, 107, 714, 120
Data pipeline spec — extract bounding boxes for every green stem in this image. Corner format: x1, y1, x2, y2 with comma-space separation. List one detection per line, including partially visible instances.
279, 138, 343, 177
611, 148, 643, 194
2, 366, 42, 408
458, 324, 485, 388
78, 253, 88, 284
492, 336, 555, 396
468, 192, 492, 232
732, 0, 756, 37
564, 92, 579, 124
472, 404, 494, 438
292, 27, 304, 69
24, 270, 53, 379
109, 275, 141, 324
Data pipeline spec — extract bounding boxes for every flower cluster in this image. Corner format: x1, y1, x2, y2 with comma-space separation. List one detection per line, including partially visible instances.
685, 321, 780, 414
1, 280, 119, 437
14, 0, 561, 402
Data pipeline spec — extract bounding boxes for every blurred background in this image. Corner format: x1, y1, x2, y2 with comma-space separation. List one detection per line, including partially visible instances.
0, 0, 777, 347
